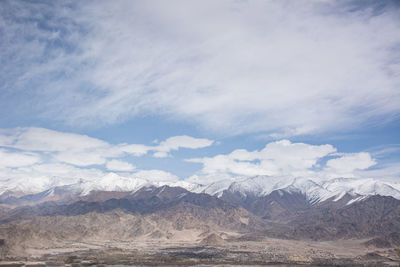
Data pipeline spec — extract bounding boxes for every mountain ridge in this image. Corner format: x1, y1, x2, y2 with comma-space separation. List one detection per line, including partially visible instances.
1, 175, 399, 208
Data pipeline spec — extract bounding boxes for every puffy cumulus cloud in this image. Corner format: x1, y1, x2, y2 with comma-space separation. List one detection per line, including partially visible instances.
2, 1, 400, 137
188, 154, 272, 177
106, 159, 136, 172
186, 140, 383, 184
0, 148, 41, 168
324, 152, 377, 178
250, 140, 336, 170
187, 140, 336, 179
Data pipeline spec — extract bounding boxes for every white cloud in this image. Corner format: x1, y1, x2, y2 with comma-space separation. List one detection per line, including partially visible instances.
0, 127, 215, 192
157, 135, 214, 151
106, 159, 136, 172
118, 144, 151, 156
120, 136, 213, 158
269, 126, 319, 139
185, 140, 390, 184
356, 162, 400, 183
9, 127, 109, 152
0, 127, 214, 167
153, 151, 170, 158
153, 135, 214, 157
25, 163, 102, 180
187, 140, 337, 181
0, 148, 41, 168
324, 152, 377, 178
54, 151, 107, 167
0, 128, 396, 192
0, 127, 119, 167
3, 1, 399, 136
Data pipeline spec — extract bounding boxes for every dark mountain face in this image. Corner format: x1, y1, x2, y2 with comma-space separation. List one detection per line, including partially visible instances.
216, 187, 400, 241
220, 189, 311, 220
267, 195, 400, 240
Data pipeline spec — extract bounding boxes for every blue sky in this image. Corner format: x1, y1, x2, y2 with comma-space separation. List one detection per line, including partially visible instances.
0, 0, 399, 187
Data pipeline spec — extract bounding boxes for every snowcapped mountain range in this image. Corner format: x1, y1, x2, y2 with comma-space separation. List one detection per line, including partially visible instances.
197, 176, 400, 204
1, 174, 399, 205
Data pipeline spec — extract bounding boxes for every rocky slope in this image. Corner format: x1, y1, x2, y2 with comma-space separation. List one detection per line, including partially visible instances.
267, 194, 400, 241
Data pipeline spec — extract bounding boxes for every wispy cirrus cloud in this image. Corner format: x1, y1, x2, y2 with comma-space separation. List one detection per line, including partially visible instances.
1, 0, 400, 137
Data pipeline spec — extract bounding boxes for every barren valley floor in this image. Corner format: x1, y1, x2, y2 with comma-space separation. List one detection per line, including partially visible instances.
1, 236, 399, 266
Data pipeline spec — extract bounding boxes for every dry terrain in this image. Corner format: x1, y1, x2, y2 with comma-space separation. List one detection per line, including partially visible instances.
1, 226, 399, 266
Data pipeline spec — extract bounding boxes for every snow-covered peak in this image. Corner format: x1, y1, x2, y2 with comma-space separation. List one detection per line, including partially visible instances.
227, 175, 292, 197
322, 178, 400, 200
284, 178, 332, 204
197, 175, 295, 198
278, 177, 400, 203
200, 179, 234, 197
79, 173, 150, 195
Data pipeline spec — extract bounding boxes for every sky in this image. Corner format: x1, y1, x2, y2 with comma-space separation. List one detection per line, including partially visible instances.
0, 0, 399, 190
